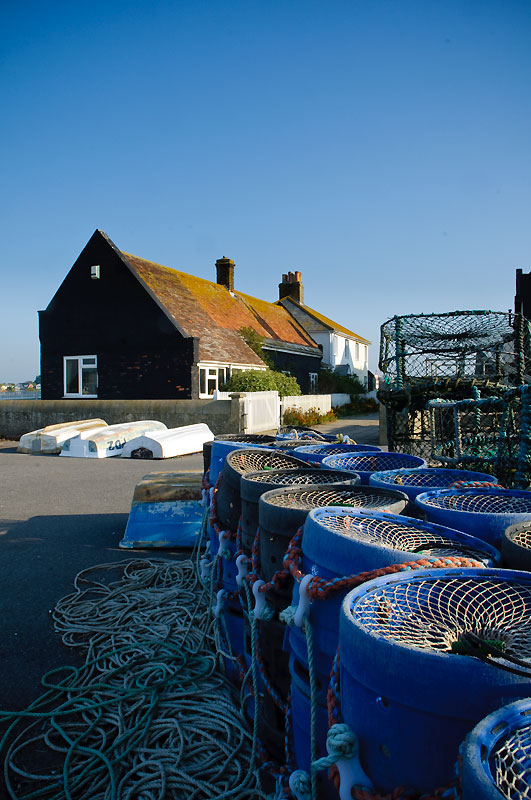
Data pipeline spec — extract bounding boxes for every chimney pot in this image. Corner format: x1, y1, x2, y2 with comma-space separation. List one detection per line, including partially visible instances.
216, 257, 235, 292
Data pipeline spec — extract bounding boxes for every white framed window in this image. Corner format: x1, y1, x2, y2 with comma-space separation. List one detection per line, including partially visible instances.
63, 355, 98, 397
309, 372, 318, 392
199, 365, 229, 397
355, 341, 360, 361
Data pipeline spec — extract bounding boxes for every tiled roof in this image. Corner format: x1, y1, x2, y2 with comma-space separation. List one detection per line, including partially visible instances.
279, 297, 371, 343
121, 252, 320, 365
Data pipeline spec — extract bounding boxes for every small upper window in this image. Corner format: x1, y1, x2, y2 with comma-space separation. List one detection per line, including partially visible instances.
64, 355, 98, 397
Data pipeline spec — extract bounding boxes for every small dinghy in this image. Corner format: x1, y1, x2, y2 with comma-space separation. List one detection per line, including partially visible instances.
60, 420, 167, 458
121, 423, 214, 459
120, 471, 204, 549
18, 419, 108, 454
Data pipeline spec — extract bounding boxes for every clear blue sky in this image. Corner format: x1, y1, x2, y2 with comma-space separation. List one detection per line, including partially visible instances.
1, 0, 530, 382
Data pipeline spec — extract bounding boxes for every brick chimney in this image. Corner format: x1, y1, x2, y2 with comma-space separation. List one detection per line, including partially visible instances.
216, 257, 235, 292
279, 270, 304, 304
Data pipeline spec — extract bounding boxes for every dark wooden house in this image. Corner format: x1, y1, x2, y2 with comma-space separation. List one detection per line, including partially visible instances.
39, 230, 323, 399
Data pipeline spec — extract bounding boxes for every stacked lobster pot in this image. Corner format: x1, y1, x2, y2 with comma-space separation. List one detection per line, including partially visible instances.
459, 697, 531, 798
369, 467, 499, 516
502, 521, 531, 571
339, 568, 531, 794
321, 451, 426, 485
414, 487, 531, 548
209, 448, 309, 683
284, 508, 499, 798
292, 442, 381, 465
251, 484, 410, 767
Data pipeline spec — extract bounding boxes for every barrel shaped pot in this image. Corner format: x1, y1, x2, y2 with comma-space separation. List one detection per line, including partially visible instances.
415, 488, 531, 548
204, 434, 276, 473
502, 521, 531, 571
322, 452, 426, 485
209, 439, 273, 485
215, 448, 308, 532
293, 442, 381, 465
339, 568, 531, 793
258, 485, 409, 599
239, 468, 361, 555
369, 467, 498, 509
459, 698, 531, 800
288, 508, 500, 682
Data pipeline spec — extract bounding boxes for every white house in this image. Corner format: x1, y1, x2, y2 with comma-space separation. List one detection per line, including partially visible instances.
277, 272, 370, 388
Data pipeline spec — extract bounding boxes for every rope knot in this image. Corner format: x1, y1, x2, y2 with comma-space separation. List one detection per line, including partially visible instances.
326, 723, 359, 761
288, 769, 311, 800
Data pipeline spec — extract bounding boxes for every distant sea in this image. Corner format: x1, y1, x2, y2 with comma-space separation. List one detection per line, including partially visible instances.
0, 391, 41, 400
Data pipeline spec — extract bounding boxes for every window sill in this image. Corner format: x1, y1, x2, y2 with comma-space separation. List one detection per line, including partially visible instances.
63, 395, 98, 399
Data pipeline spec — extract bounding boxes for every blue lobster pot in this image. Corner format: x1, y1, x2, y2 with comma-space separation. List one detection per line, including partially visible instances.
293, 442, 381, 465
289, 507, 499, 680
340, 568, 531, 792
209, 440, 272, 485
322, 452, 426, 485
415, 488, 531, 548
289, 654, 333, 797
369, 468, 498, 509
459, 698, 531, 799
502, 521, 531, 571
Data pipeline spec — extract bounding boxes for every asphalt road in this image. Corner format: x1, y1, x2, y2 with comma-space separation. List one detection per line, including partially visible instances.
0, 414, 379, 716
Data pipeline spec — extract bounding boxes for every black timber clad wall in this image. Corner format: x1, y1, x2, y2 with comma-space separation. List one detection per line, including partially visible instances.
265, 350, 322, 393
39, 231, 197, 399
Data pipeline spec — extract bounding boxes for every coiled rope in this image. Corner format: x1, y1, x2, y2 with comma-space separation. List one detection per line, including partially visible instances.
0, 555, 270, 800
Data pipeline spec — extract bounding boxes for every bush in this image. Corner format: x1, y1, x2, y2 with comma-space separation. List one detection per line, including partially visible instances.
221, 369, 301, 398
317, 367, 365, 395
335, 396, 379, 415
282, 406, 337, 426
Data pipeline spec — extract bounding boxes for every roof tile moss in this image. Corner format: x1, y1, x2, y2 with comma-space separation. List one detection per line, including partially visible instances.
121, 252, 319, 364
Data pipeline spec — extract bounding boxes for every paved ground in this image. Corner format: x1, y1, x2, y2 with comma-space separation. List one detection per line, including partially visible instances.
0, 414, 379, 717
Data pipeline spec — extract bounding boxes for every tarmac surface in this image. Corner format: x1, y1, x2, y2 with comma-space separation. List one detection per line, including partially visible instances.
0, 414, 379, 745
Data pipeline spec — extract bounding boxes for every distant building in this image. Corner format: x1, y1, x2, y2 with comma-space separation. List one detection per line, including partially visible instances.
39, 230, 370, 399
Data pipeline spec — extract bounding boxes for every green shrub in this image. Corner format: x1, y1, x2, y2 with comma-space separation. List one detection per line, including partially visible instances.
317, 367, 365, 395
221, 369, 301, 398
335, 396, 379, 415
282, 407, 337, 426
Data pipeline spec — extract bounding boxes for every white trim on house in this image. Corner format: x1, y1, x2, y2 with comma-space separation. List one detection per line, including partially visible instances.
197, 360, 266, 398
63, 355, 98, 398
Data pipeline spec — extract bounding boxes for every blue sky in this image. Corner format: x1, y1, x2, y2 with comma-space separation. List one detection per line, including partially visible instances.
1, 0, 530, 382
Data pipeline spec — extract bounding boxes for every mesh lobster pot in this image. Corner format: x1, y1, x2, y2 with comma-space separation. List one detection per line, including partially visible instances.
290, 508, 500, 677
340, 568, 531, 792
287, 509, 499, 790
369, 467, 499, 512
459, 698, 531, 800
239, 468, 361, 555
203, 434, 276, 472
502, 522, 531, 572
415, 488, 531, 548
209, 439, 273, 485
255, 485, 408, 764
322, 452, 426, 485
292, 442, 381, 465
215, 448, 308, 532
258, 486, 409, 605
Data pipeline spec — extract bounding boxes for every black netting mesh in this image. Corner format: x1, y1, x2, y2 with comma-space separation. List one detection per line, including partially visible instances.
378, 311, 531, 488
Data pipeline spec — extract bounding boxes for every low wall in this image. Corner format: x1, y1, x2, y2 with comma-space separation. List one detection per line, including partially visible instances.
0, 398, 243, 440
281, 394, 332, 416
331, 393, 351, 407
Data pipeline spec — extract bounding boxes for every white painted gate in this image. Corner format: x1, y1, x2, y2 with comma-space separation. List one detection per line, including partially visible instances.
242, 391, 280, 433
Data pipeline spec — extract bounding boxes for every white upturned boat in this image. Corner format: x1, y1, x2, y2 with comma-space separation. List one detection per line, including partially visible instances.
121, 423, 214, 459
17, 419, 108, 454
60, 421, 167, 458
